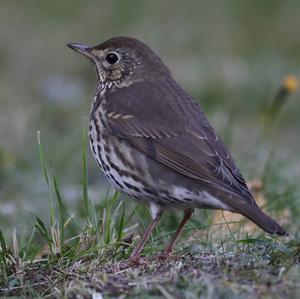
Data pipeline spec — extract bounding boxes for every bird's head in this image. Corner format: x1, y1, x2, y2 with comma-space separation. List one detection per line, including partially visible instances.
67, 36, 170, 90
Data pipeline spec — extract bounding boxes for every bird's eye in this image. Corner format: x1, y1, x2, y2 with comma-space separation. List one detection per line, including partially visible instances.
105, 52, 119, 64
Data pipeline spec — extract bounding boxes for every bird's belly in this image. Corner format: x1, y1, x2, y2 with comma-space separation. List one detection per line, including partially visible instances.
89, 120, 229, 210
89, 120, 151, 200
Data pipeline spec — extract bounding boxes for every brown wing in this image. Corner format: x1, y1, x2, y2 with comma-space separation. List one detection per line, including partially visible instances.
104, 78, 255, 204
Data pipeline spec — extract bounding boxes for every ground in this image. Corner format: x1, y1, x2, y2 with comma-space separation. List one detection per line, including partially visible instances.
1, 207, 300, 298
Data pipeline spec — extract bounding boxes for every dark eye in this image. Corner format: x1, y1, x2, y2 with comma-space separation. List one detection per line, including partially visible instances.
106, 52, 119, 64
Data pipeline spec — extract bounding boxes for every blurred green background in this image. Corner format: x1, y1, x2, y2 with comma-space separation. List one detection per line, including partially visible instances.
0, 0, 299, 233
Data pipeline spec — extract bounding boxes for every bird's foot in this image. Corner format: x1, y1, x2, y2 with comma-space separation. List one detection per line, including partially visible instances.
119, 255, 148, 269
155, 251, 181, 261
156, 252, 170, 260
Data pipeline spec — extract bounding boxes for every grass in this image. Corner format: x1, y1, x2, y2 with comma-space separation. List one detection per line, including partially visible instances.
0, 80, 300, 298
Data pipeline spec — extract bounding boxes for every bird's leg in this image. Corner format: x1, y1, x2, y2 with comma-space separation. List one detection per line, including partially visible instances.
129, 205, 163, 264
160, 208, 194, 258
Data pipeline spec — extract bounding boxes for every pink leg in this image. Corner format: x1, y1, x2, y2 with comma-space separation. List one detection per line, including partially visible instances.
129, 209, 163, 262
161, 208, 194, 257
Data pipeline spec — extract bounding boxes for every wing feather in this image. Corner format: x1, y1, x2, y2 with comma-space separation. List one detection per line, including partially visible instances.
104, 79, 255, 204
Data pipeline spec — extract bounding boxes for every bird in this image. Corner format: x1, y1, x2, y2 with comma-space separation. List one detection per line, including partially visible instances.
67, 36, 287, 263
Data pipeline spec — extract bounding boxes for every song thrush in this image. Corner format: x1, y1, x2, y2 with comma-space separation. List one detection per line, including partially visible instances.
67, 37, 287, 262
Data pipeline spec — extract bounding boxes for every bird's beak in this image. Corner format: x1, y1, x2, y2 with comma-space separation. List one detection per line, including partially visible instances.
67, 42, 93, 59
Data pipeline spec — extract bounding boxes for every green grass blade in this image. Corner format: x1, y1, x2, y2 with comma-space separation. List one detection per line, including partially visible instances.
37, 130, 49, 186
23, 228, 39, 261
37, 131, 55, 225
34, 216, 53, 251
52, 173, 65, 253
104, 200, 112, 245
88, 200, 98, 229
116, 200, 126, 243
82, 128, 89, 220
0, 229, 9, 277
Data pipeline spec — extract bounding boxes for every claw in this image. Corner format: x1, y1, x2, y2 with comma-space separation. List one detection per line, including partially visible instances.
119, 256, 148, 269
155, 252, 181, 261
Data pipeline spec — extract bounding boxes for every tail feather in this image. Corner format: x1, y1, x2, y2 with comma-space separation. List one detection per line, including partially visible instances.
223, 199, 288, 236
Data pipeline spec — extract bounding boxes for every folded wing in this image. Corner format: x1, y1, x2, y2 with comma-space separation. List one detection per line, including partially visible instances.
103, 79, 287, 235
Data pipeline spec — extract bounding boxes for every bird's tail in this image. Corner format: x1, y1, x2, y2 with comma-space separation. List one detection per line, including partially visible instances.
223, 199, 288, 236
